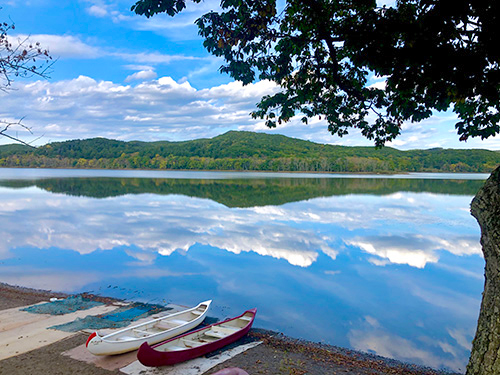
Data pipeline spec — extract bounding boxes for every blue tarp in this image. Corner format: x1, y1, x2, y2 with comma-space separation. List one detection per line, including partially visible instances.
22, 295, 103, 315
49, 303, 170, 332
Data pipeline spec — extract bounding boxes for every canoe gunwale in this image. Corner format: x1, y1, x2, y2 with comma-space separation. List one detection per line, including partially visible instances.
100, 300, 211, 342
137, 308, 257, 367
86, 300, 212, 355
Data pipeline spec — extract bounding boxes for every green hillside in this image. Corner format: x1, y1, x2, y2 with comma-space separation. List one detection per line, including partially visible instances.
0, 131, 499, 173
0, 143, 33, 157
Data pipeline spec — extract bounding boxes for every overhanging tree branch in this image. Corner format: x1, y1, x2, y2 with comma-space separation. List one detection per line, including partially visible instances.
0, 10, 53, 145
131, 0, 499, 147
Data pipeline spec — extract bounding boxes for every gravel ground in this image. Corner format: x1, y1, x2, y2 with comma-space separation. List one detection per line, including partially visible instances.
0, 283, 68, 310
0, 283, 461, 375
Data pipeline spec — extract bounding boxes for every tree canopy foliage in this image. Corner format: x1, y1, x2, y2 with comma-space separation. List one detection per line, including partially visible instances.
132, 0, 500, 146
1, 131, 499, 173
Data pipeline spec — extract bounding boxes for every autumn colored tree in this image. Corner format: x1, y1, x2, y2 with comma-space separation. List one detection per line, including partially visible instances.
0, 12, 52, 145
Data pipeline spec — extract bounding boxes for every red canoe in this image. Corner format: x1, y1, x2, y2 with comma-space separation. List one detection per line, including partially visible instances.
137, 308, 257, 367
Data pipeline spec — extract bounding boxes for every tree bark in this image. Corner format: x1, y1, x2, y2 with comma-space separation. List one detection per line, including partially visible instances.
467, 165, 500, 375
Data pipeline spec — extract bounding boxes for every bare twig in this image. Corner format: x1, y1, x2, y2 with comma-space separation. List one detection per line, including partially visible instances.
1, 13, 52, 145
0, 119, 37, 148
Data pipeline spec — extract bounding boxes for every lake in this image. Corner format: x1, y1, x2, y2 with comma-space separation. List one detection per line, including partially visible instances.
0, 168, 488, 372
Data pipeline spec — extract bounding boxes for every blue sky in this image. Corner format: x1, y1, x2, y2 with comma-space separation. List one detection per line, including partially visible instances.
1, 0, 499, 150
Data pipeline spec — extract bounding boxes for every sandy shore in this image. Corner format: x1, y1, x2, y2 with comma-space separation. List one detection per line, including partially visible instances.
0, 283, 460, 375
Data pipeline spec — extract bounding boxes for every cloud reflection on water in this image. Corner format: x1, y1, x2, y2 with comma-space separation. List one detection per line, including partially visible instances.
0, 265, 101, 292
0, 181, 484, 372
348, 234, 481, 268
349, 321, 471, 372
0, 188, 481, 270
0, 190, 327, 267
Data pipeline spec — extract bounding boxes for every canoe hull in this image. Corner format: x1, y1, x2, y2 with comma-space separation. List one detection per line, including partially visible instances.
87, 318, 205, 355
137, 308, 256, 367
86, 300, 211, 356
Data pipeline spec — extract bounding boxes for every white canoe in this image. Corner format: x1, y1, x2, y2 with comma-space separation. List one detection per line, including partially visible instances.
86, 300, 212, 355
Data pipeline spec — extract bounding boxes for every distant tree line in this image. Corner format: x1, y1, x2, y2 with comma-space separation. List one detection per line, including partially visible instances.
0, 177, 486, 207
0, 131, 499, 173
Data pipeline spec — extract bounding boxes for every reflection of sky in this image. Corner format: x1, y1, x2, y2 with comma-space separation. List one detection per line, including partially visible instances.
0, 176, 484, 373
0, 167, 489, 180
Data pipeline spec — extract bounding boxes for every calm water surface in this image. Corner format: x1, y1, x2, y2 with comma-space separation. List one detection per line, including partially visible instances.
0, 168, 487, 372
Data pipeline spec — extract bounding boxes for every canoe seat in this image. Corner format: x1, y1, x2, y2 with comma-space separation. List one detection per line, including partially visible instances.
219, 325, 239, 331
204, 330, 225, 338
239, 316, 252, 321
213, 326, 238, 334
170, 319, 188, 325
133, 329, 150, 337
116, 335, 136, 341
155, 319, 187, 330
181, 339, 204, 348
203, 326, 237, 338
191, 310, 203, 316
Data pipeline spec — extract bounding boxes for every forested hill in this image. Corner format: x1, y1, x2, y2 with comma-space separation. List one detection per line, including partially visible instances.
1, 131, 499, 173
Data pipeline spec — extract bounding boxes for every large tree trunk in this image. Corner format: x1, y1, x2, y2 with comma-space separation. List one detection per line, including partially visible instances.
467, 166, 500, 375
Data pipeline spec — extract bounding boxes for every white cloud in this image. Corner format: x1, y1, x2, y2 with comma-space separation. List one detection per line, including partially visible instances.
79, 0, 219, 42
125, 69, 157, 82
2, 32, 499, 150
376, 0, 397, 8
8, 33, 208, 69
10, 34, 101, 58
324, 270, 341, 276
0, 75, 278, 144
87, 5, 108, 17
123, 64, 155, 71
112, 51, 206, 64
448, 328, 474, 351
203, 79, 278, 101
184, 56, 225, 80
364, 315, 380, 328
368, 74, 387, 90
104, 0, 222, 41
2, 55, 498, 149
